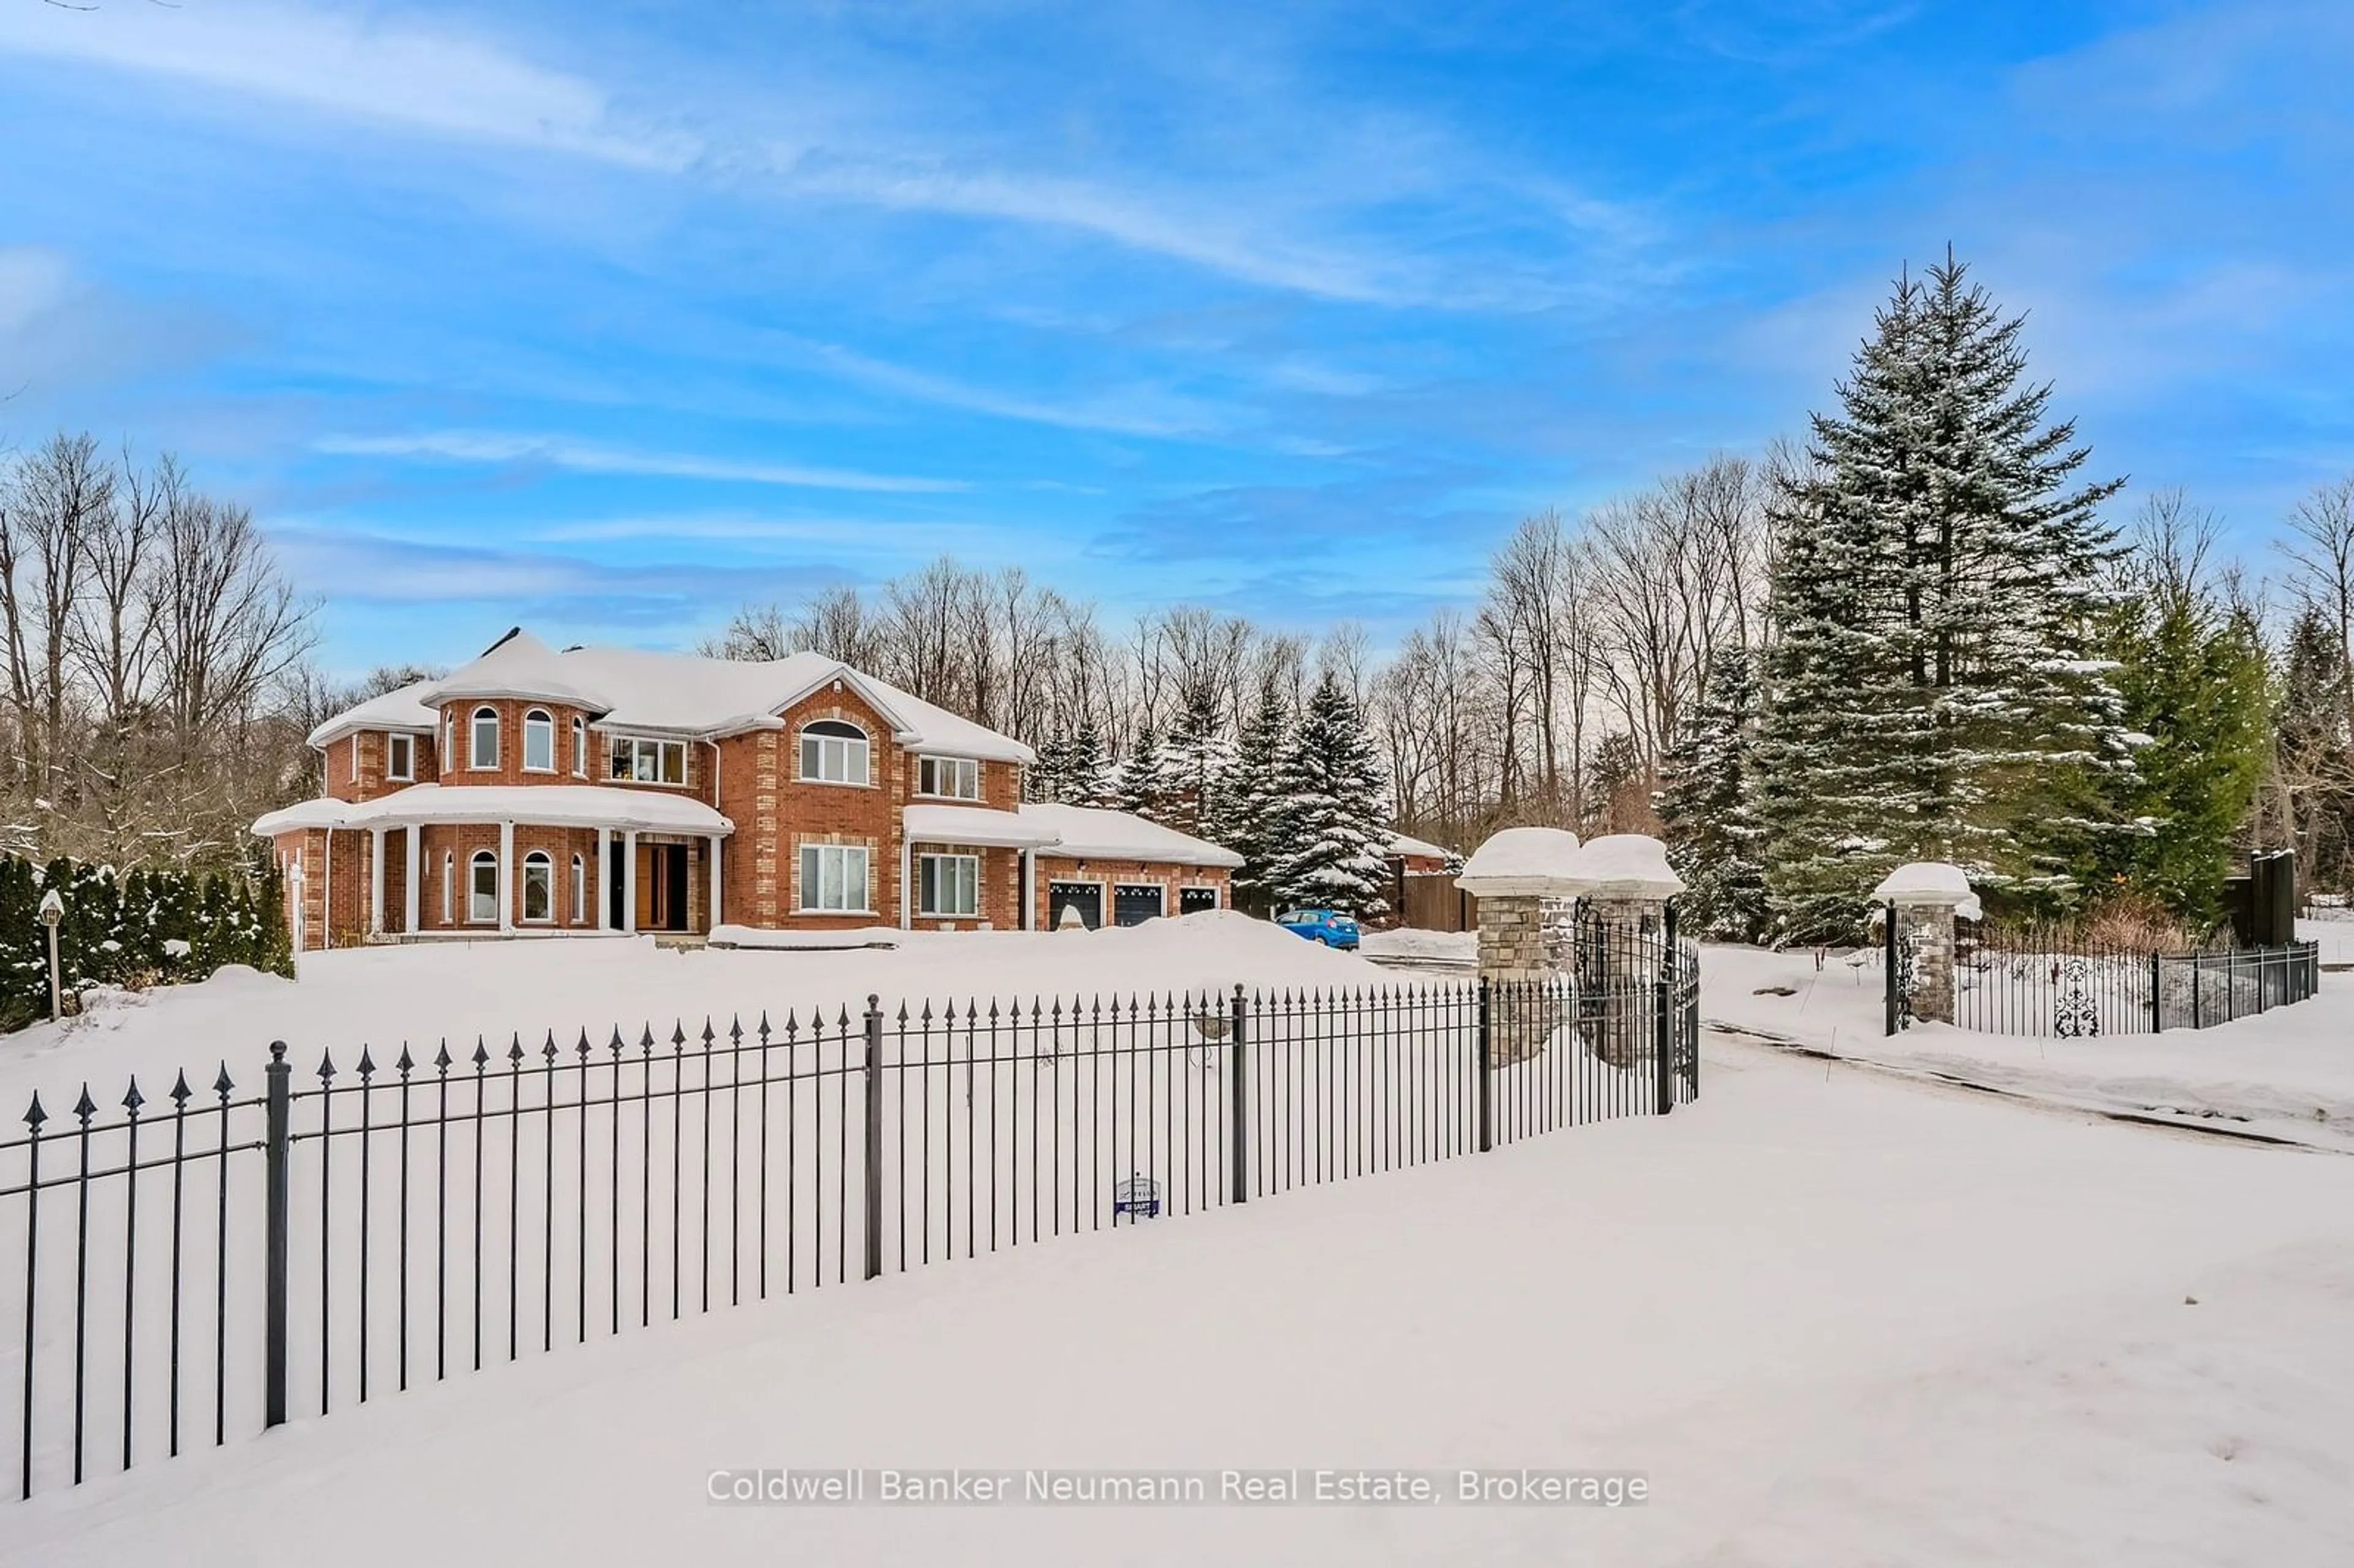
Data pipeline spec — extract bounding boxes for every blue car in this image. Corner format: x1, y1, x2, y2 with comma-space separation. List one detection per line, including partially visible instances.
1278, 908, 1360, 950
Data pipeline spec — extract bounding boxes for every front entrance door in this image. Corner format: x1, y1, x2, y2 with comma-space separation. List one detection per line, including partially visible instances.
613, 840, 693, 932
640, 842, 690, 932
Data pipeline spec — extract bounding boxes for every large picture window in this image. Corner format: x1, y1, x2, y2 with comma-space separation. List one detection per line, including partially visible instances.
470, 706, 500, 770
523, 709, 555, 772
797, 843, 870, 913
468, 850, 498, 923
918, 853, 980, 917
916, 756, 980, 800
609, 736, 686, 785
798, 721, 869, 786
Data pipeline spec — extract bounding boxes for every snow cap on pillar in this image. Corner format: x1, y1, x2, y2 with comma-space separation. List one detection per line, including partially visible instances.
1564, 833, 1685, 900
1455, 826, 1583, 897
1870, 861, 1981, 921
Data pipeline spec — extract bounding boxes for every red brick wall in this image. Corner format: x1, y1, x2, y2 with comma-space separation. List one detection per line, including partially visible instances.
429, 699, 606, 788
326, 729, 440, 803
721, 683, 903, 930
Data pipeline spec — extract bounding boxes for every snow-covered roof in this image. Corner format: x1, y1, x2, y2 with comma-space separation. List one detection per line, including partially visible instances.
1015, 804, 1244, 869
1871, 861, 1982, 919
1386, 831, 1452, 861
1569, 834, 1686, 900
306, 680, 440, 748
1456, 826, 1583, 896
254, 785, 733, 839
904, 804, 1059, 850
313, 630, 1036, 764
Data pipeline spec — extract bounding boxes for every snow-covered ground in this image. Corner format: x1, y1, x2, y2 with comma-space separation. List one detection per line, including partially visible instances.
1358, 927, 1476, 969
5, 918, 2352, 1565
0, 912, 1377, 1110
1705, 943, 2354, 1153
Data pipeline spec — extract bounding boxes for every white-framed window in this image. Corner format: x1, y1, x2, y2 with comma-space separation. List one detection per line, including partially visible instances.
468, 850, 497, 923
918, 852, 980, 917
571, 854, 586, 923
797, 843, 870, 913
470, 706, 500, 770
441, 851, 452, 924
572, 717, 587, 777
916, 756, 980, 800
609, 736, 687, 786
387, 732, 415, 782
799, 720, 869, 786
523, 709, 555, 772
520, 850, 552, 922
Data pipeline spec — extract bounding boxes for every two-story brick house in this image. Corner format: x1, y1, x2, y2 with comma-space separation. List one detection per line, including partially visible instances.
253, 629, 1240, 950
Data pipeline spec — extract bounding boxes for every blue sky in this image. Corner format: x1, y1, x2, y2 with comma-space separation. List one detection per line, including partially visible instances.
1, 0, 2347, 675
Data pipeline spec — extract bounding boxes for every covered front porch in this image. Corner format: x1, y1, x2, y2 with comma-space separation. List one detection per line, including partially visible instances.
255, 785, 736, 950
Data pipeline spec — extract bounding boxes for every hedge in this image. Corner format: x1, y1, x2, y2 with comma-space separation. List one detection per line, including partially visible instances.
0, 854, 294, 1032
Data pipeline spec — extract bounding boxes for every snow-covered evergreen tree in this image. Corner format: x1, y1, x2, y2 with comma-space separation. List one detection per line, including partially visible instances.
1753, 251, 2132, 940
1159, 684, 1239, 843
1261, 671, 1392, 916
1228, 682, 1293, 911
1025, 730, 1073, 803
1113, 726, 1171, 820
1657, 645, 1769, 941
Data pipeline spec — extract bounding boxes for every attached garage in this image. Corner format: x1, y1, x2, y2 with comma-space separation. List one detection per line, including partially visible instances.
1048, 881, 1103, 930
1178, 886, 1220, 915
1113, 883, 1165, 927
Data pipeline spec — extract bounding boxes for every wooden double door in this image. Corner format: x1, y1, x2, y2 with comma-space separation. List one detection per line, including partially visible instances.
611, 839, 692, 932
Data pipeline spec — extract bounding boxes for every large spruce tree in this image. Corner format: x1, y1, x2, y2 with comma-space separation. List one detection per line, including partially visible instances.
1753, 251, 2132, 940
1657, 644, 1770, 940
1262, 671, 1391, 916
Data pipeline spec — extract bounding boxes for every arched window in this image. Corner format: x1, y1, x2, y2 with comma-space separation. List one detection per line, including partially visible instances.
468, 850, 498, 923
571, 853, 586, 923
572, 716, 587, 777
470, 706, 500, 770
799, 720, 870, 786
523, 708, 554, 772
521, 850, 553, 922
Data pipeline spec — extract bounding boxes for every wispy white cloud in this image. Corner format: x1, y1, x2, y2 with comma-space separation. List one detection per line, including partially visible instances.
313, 431, 969, 493
805, 340, 1233, 437
0, 1, 693, 169
525, 512, 1004, 554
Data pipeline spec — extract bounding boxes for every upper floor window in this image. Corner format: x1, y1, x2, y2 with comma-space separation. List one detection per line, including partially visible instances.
609, 736, 686, 786
470, 706, 499, 770
386, 733, 415, 782
916, 756, 980, 800
799, 720, 870, 786
522, 709, 555, 772
572, 717, 587, 777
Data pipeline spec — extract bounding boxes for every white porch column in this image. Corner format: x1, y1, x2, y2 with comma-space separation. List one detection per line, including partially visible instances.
498, 820, 516, 935
1021, 847, 1037, 932
370, 826, 387, 937
707, 834, 723, 932
321, 828, 333, 948
596, 826, 612, 931
623, 830, 639, 935
899, 839, 913, 930
403, 826, 421, 935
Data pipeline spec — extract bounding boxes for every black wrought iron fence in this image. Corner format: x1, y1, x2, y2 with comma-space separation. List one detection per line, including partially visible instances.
2, 939, 1701, 1499
1949, 931, 2320, 1037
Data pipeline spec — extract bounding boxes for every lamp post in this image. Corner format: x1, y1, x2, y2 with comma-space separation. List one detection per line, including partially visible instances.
37, 886, 63, 1021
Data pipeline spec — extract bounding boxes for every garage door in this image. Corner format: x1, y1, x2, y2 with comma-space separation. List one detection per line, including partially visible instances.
1178, 887, 1219, 915
1048, 881, 1102, 931
1113, 883, 1165, 927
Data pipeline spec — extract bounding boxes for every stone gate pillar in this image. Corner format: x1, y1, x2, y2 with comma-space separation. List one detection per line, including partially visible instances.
1457, 826, 1585, 1064
1870, 862, 1978, 1026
